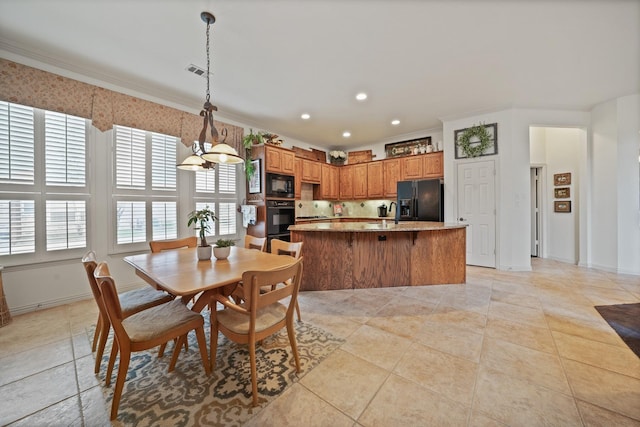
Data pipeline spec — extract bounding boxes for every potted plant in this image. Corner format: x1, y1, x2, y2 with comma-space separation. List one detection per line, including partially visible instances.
329, 150, 347, 165
243, 129, 265, 182
213, 238, 235, 260
187, 206, 217, 260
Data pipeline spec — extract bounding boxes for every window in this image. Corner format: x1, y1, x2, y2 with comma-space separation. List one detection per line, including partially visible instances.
111, 125, 178, 251
0, 101, 89, 263
193, 162, 239, 239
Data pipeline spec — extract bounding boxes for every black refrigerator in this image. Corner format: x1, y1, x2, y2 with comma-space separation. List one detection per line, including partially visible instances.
396, 178, 444, 221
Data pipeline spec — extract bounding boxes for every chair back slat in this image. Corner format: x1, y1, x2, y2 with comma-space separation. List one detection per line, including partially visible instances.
149, 237, 197, 253
94, 262, 125, 325
242, 257, 303, 313
270, 239, 303, 259
244, 235, 267, 252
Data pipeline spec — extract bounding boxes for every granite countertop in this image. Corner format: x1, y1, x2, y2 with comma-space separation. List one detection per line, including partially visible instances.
295, 216, 389, 221
289, 221, 467, 232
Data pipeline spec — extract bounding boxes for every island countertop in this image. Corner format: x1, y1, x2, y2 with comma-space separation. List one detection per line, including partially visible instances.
289, 221, 466, 232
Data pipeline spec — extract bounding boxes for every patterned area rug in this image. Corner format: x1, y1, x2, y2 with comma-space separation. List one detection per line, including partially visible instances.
87, 319, 344, 426
595, 302, 640, 358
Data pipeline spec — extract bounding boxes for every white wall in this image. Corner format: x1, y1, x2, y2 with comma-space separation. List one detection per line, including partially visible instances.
591, 94, 640, 274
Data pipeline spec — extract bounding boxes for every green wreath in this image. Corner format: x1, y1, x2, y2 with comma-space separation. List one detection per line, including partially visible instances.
457, 124, 492, 158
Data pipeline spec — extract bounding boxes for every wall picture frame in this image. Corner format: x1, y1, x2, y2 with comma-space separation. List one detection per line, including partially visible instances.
248, 159, 261, 194
554, 187, 570, 198
554, 201, 571, 213
553, 172, 571, 186
385, 136, 433, 158
454, 123, 498, 159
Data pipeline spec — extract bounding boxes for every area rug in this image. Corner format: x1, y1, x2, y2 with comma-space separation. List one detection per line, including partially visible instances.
87, 319, 344, 426
595, 302, 640, 358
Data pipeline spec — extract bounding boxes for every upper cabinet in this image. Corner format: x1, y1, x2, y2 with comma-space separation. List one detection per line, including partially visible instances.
339, 165, 354, 200
315, 163, 339, 200
353, 163, 368, 199
367, 162, 384, 198
423, 152, 443, 178
382, 159, 401, 198
301, 159, 321, 183
294, 158, 302, 199
265, 145, 295, 175
401, 156, 423, 180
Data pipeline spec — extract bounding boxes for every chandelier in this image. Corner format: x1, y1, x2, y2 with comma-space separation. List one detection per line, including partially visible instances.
177, 11, 243, 171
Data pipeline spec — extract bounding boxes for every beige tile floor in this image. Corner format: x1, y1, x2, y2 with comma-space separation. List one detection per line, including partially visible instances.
1, 258, 639, 426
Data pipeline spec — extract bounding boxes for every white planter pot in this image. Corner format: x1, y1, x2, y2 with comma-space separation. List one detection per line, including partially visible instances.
213, 246, 231, 260
197, 245, 212, 261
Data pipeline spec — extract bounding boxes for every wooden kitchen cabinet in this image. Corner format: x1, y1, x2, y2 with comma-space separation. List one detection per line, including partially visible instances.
367, 161, 384, 198
339, 165, 354, 200
301, 159, 321, 183
294, 158, 302, 199
383, 158, 401, 198
353, 164, 368, 199
423, 151, 443, 178
265, 145, 295, 175
316, 163, 339, 199
401, 156, 423, 180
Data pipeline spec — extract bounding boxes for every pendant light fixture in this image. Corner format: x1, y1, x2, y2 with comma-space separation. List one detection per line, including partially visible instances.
177, 11, 243, 170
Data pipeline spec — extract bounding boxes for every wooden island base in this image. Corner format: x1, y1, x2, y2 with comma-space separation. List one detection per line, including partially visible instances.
289, 222, 466, 291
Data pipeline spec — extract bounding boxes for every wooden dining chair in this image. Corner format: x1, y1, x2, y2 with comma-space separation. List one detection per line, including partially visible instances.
149, 236, 197, 253
94, 261, 210, 420
82, 251, 173, 376
270, 239, 303, 321
210, 257, 303, 406
244, 235, 267, 251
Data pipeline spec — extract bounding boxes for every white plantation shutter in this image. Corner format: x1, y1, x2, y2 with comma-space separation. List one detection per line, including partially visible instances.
195, 169, 215, 193
115, 126, 146, 189
45, 112, 85, 186
0, 200, 35, 255
218, 164, 236, 194
151, 133, 176, 190
0, 102, 34, 184
217, 202, 236, 236
46, 200, 86, 250
152, 201, 177, 240
116, 201, 146, 244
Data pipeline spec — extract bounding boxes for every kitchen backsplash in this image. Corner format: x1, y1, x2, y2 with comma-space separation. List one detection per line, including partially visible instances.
295, 199, 397, 218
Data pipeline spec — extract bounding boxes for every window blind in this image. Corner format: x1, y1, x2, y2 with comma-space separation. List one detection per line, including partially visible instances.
151, 132, 177, 190
115, 126, 146, 189
152, 201, 177, 240
0, 101, 34, 184
45, 111, 86, 186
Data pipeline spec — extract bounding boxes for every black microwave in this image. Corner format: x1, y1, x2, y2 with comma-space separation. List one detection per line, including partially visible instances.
265, 173, 295, 198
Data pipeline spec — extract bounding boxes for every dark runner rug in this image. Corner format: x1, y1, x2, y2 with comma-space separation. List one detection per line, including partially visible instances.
595, 302, 640, 358
87, 319, 344, 426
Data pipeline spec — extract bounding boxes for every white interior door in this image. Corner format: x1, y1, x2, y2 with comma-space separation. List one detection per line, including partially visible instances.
457, 160, 496, 267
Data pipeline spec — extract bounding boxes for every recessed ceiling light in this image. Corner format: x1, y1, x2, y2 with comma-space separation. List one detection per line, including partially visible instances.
301, 113, 310, 120
355, 93, 367, 101
391, 119, 400, 126
342, 131, 351, 138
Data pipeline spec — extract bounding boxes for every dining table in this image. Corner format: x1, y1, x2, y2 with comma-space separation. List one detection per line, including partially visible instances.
123, 246, 297, 313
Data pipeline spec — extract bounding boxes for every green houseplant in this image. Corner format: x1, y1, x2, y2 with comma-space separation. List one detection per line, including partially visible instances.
213, 238, 235, 260
243, 129, 265, 181
187, 206, 217, 260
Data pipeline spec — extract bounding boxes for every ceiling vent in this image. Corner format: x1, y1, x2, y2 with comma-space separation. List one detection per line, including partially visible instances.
186, 64, 208, 77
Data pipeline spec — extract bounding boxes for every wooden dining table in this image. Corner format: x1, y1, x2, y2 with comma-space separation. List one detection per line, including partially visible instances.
123, 246, 296, 313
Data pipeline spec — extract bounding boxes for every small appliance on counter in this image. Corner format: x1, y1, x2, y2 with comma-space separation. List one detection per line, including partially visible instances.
377, 204, 388, 217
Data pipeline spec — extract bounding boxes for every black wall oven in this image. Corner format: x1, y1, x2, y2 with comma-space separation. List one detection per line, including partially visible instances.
266, 200, 295, 246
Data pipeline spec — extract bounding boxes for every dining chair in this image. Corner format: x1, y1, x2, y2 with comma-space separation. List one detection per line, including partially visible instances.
269, 239, 303, 321
94, 261, 210, 420
149, 236, 197, 253
244, 235, 267, 251
210, 257, 304, 406
82, 251, 174, 376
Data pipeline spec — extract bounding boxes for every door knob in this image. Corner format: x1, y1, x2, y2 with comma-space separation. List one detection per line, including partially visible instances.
459, 217, 466, 221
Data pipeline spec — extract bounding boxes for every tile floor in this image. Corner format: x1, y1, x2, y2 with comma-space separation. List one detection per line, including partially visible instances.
1, 258, 639, 426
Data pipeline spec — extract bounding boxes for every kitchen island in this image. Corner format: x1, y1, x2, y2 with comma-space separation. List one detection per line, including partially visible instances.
289, 221, 466, 291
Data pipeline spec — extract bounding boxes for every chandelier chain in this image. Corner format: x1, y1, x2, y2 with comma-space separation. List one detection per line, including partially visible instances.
205, 20, 211, 103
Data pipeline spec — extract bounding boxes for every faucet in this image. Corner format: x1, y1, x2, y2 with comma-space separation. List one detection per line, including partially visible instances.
389, 202, 398, 224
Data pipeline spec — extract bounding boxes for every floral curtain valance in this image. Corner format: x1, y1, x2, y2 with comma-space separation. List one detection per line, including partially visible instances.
0, 58, 243, 149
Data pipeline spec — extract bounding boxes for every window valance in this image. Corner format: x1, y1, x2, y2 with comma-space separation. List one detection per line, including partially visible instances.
0, 58, 243, 151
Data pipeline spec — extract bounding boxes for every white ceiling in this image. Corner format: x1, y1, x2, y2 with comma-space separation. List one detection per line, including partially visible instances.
0, 0, 638, 149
